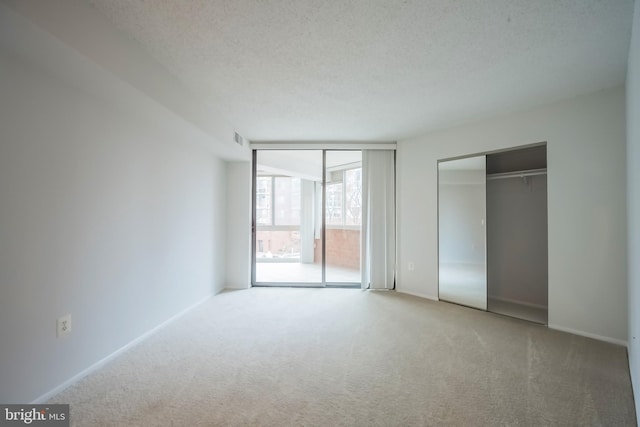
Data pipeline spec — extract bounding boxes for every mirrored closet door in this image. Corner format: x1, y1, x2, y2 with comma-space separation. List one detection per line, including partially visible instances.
438, 156, 487, 310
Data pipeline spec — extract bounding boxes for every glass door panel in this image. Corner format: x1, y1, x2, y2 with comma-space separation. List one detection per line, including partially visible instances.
325, 151, 362, 285
254, 150, 323, 284
438, 156, 487, 310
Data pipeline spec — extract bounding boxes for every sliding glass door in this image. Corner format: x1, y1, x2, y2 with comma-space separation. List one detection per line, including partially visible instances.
252, 150, 362, 287
254, 150, 323, 284
325, 151, 362, 284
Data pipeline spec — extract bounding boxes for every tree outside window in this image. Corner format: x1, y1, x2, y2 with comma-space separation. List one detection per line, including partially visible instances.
325, 167, 361, 226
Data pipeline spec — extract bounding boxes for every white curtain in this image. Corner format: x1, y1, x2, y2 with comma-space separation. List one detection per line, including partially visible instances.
361, 150, 396, 289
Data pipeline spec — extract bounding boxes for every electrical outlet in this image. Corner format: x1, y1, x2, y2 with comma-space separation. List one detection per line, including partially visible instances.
408, 262, 415, 271
57, 314, 71, 338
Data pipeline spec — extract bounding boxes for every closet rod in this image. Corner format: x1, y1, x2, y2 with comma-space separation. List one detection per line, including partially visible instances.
486, 168, 547, 181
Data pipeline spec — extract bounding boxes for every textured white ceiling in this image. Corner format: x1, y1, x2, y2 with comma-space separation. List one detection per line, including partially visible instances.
87, 0, 634, 142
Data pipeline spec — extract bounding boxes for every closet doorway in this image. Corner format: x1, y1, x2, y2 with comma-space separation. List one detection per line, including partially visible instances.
486, 146, 548, 324
438, 144, 548, 324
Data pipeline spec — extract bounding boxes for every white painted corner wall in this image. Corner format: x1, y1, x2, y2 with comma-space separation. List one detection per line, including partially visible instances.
0, 0, 250, 161
397, 86, 628, 344
225, 161, 252, 289
626, 0, 640, 420
0, 3, 228, 403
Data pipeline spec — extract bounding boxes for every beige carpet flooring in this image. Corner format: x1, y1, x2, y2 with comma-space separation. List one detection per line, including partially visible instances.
49, 288, 637, 426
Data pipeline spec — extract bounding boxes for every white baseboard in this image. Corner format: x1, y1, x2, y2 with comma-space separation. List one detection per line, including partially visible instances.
396, 289, 439, 302
224, 282, 251, 290
396, 292, 626, 347
31, 293, 214, 404
548, 324, 628, 347
488, 295, 547, 310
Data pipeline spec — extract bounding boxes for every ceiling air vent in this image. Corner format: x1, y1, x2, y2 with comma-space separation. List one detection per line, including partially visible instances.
234, 132, 244, 146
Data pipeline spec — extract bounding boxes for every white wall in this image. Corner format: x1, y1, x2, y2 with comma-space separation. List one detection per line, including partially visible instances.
225, 162, 252, 289
397, 86, 628, 344
0, 5, 227, 403
626, 0, 640, 419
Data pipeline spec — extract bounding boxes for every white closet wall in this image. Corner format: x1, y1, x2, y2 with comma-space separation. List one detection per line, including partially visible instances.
487, 175, 548, 308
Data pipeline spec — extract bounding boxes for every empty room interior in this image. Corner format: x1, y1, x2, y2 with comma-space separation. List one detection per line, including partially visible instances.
1, 0, 639, 425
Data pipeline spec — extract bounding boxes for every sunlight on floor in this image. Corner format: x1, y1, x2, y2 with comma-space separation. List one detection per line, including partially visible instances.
256, 262, 360, 284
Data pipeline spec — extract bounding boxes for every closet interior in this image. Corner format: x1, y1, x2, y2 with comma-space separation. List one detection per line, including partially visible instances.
438, 145, 548, 324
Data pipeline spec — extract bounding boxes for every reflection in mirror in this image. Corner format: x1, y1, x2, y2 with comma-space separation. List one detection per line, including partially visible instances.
438, 156, 487, 310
